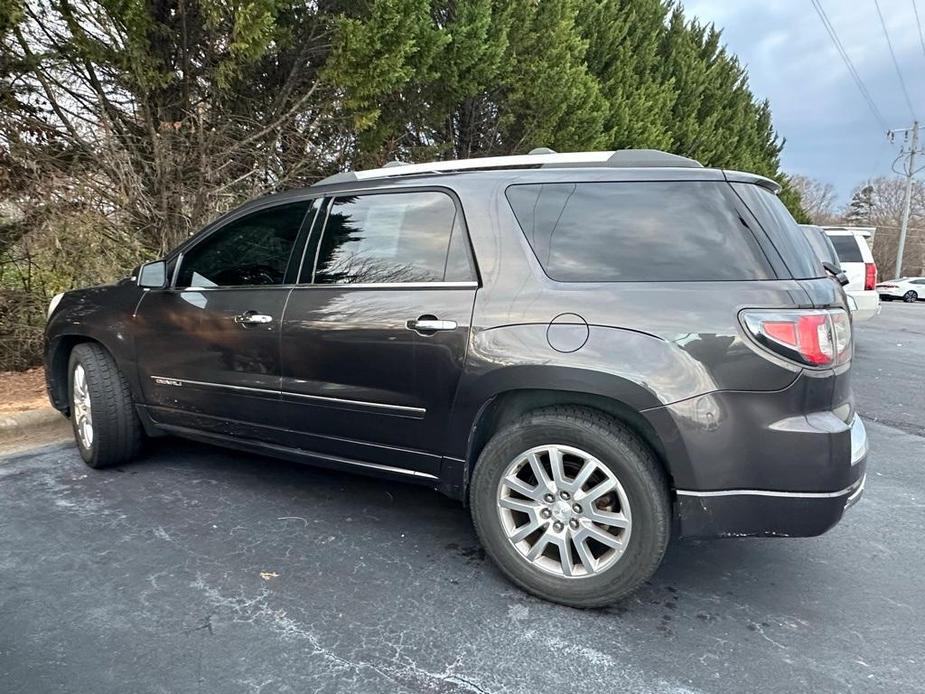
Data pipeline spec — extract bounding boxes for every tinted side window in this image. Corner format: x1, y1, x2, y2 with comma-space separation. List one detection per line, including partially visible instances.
829, 235, 864, 263
505, 181, 773, 282
177, 202, 309, 287
732, 183, 825, 279
309, 191, 474, 284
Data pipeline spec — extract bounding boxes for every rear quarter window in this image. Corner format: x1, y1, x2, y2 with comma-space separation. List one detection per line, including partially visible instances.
732, 183, 826, 279
801, 227, 840, 266
505, 181, 773, 282
829, 235, 864, 263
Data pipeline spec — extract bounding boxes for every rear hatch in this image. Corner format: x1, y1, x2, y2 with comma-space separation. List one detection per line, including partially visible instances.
732, 180, 854, 422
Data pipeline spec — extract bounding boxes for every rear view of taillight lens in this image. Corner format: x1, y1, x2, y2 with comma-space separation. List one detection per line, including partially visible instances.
864, 263, 877, 290
829, 310, 852, 364
740, 309, 852, 368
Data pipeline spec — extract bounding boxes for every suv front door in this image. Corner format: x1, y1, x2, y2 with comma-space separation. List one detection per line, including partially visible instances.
275, 189, 478, 477
134, 199, 315, 436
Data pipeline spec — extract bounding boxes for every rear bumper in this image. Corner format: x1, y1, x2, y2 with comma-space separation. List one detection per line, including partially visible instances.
846, 290, 880, 321
675, 416, 868, 538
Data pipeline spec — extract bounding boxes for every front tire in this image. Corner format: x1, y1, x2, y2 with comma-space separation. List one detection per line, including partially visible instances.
904, 290, 918, 303
68, 343, 143, 468
470, 406, 671, 608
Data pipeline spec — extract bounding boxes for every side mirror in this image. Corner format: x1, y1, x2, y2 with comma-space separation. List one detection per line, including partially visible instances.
137, 260, 167, 289
822, 261, 850, 287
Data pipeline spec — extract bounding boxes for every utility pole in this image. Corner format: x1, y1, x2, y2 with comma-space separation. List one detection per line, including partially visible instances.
889, 122, 923, 278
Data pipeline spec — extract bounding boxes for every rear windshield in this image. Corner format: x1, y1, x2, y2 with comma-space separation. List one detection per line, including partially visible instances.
732, 183, 826, 279
505, 181, 773, 282
829, 235, 864, 263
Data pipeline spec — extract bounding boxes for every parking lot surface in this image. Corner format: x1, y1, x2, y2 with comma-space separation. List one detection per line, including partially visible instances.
2, 303, 923, 693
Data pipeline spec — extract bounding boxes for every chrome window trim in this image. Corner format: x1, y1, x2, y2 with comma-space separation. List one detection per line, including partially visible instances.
148, 375, 426, 416
157, 281, 477, 292
676, 476, 864, 500
291, 281, 478, 290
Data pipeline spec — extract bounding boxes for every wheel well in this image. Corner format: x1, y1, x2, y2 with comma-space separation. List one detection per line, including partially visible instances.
466, 389, 674, 489
47, 336, 99, 414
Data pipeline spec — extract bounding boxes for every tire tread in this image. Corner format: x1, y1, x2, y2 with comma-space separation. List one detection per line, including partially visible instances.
70, 342, 142, 468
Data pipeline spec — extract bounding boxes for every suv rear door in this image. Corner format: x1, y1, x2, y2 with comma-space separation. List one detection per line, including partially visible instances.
274, 189, 478, 477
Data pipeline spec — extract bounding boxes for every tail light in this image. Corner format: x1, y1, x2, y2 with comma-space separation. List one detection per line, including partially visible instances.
864, 263, 877, 290
741, 309, 851, 368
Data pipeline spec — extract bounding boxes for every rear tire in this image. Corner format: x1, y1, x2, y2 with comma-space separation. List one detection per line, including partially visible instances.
68, 343, 143, 469
469, 406, 671, 608
904, 290, 918, 303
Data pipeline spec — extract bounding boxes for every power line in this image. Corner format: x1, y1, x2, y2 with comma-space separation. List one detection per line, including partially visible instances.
874, 0, 918, 120
914, 0, 925, 61
810, 0, 890, 132
888, 121, 925, 277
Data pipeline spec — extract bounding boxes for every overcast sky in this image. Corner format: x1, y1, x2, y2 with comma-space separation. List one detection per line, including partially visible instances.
684, 0, 925, 204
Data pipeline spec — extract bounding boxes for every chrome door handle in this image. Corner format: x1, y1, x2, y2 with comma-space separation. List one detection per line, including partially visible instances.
408, 318, 457, 332
234, 311, 273, 325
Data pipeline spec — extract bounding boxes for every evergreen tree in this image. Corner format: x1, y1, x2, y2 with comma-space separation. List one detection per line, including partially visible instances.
845, 185, 874, 225
577, 0, 675, 150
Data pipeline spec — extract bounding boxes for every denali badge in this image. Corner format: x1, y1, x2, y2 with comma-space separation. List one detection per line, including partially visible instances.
153, 377, 183, 387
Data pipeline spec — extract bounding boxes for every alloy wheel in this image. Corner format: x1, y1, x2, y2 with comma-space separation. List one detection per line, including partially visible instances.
496, 444, 632, 578
72, 363, 94, 449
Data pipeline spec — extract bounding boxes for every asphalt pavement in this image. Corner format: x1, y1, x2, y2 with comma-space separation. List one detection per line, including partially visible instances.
1, 302, 923, 693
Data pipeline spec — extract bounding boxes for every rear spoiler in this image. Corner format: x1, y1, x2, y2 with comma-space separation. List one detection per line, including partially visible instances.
722, 170, 781, 195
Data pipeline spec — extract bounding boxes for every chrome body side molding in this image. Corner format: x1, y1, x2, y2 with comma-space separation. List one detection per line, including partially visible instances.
148, 376, 426, 417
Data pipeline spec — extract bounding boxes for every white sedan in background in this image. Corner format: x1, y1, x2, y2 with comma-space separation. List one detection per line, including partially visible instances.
877, 277, 925, 303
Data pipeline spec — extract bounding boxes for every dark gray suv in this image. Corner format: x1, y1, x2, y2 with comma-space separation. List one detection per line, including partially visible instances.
44, 149, 868, 607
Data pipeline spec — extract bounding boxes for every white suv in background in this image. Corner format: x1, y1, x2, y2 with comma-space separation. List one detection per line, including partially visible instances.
877, 277, 925, 303
823, 227, 880, 322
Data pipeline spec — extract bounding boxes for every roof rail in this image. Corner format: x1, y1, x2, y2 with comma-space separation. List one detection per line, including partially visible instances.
312, 149, 703, 186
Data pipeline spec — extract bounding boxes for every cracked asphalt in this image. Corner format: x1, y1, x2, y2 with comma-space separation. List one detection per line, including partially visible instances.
2, 302, 924, 693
